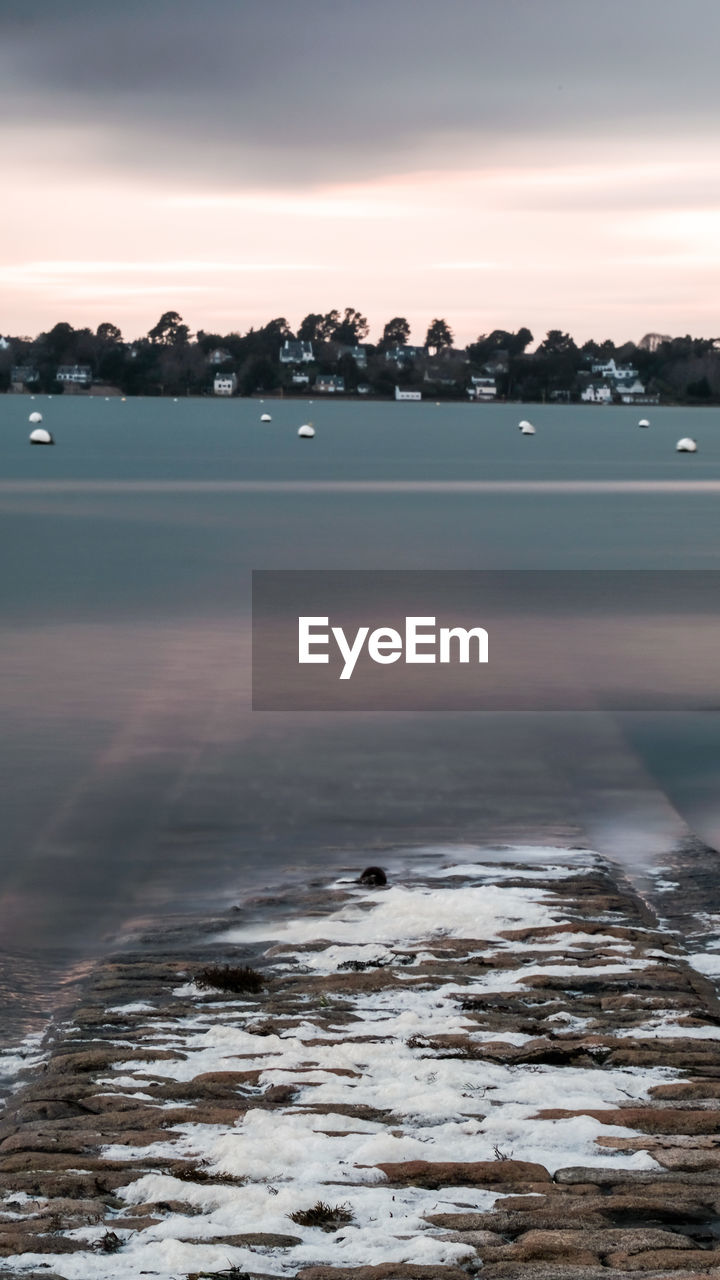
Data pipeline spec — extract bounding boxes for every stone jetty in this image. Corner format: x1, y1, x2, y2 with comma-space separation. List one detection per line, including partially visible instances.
2, 846, 720, 1278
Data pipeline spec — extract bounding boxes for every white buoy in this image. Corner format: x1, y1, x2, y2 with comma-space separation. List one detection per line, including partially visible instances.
676, 437, 697, 453
518, 419, 533, 430
298, 423, 315, 439
260, 413, 272, 422
29, 427, 53, 445
520, 423, 536, 436
638, 418, 650, 428
28, 411, 43, 424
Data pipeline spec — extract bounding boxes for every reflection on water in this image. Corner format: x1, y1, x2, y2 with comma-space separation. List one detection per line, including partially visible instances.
1, 396, 720, 1051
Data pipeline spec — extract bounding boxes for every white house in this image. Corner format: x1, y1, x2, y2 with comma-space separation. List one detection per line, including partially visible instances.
213, 372, 237, 396
279, 340, 314, 364
620, 379, 659, 405
470, 376, 497, 400
291, 372, 310, 386
395, 387, 422, 401
56, 364, 92, 385
581, 383, 613, 404
590, 358, 638, 382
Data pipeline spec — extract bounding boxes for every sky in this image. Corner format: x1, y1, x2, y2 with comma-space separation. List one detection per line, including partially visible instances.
1, 0, 719, 345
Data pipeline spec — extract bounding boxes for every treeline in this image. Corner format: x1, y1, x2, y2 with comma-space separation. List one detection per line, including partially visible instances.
1, 309, 720, 402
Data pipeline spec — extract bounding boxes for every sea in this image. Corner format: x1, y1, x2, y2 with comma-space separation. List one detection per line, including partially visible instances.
1, 393, 720, 1061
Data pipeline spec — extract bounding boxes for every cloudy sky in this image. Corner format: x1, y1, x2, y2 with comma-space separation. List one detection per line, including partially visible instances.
1, 0, 719, 344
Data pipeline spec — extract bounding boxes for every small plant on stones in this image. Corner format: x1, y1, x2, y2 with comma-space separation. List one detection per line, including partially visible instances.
187, 1268, 251, 1280
290, 1200, 354, 1232
94, 1230, 123, 1254
194, 964, 264, 994
176, 1159, 211, 1182
493, 1144, 513, 1161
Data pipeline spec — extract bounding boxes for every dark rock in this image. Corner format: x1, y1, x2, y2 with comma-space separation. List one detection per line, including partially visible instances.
605, 1248, 720, 1271
358, 866, 387, 886
295, 1268, 469, 1279
199, 1231, 302, 1247
376, 1158, 552, 1186
534, 1107, 720, 1135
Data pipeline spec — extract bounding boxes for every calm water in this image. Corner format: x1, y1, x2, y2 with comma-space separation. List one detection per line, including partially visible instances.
1, 394, 720, 1046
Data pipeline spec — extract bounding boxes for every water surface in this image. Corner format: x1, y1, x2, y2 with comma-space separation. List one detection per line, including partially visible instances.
1, 395, 720, 1047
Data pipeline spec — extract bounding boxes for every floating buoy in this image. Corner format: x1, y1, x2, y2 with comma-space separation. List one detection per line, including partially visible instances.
298, 423, 315, 439
30, 427, 53, 445
518, 419, 533, 430
121, 397, 126, 402
260, 413, 272, 422
28, 411, 43, 424
638, 418, 650, 428
676, 437, 697, 453
520, 423, 536, 436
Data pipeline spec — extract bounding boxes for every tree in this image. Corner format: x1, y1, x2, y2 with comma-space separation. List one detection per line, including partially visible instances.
581, 337, 616, 360
239, 356, 279, 396
425, 318, 454, 353
467, 328, 533, 366
537, 330, 576, 356
511, 328, 534, 356
262, 317, 292, 342
686, 376, 712, 399
333, 307, 369, 344
148, 311, 190, 345
319, 310, 341, 341
96, 322, 123, 344
298, 313, 325, 342
41, 322, 76, 362
381, 317, 411, 349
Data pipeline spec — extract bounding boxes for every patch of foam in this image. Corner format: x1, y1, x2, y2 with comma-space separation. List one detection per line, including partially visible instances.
687, 952, 720, 978
105, 1001, 157, 1014
219, 882, 563, 947
0, 1030, 48, 1089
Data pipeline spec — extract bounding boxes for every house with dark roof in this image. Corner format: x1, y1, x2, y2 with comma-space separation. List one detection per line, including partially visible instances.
384, 344, 426, 365
279, 340, 314, 364
11, 365, 39, 387
337, 344, 369, 368
314, 374, 345, 393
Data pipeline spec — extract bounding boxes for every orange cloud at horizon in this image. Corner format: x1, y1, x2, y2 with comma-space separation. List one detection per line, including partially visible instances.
3, 141, 720, 345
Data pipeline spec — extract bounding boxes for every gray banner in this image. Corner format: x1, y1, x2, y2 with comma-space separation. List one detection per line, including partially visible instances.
252, 570, 720, 711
